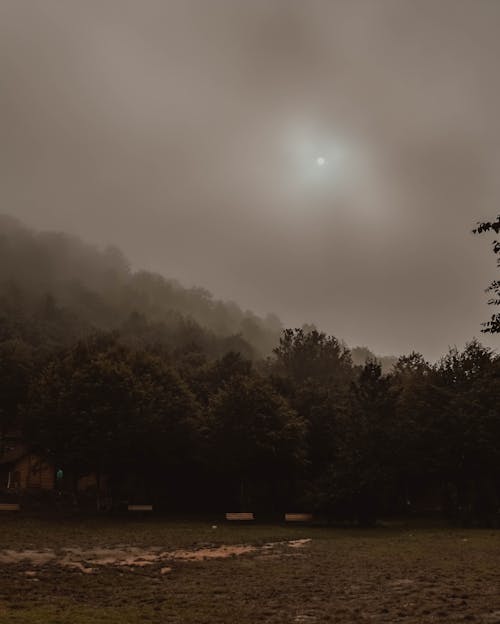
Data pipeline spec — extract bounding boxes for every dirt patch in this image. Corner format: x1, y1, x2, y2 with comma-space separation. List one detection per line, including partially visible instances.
0, 539, 310, 572
166, 544, 257, 561
287, 539, 312, 548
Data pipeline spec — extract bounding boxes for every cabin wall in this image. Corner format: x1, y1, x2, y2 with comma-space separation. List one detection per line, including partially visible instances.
13, 454, 55, 490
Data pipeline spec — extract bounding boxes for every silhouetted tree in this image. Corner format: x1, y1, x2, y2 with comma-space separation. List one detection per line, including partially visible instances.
434, 341, 500, 522
206, 373, 306, 510
0, 338, 34, 439
314, 360, 395, 525
474, 215, 500, 333
273, 328, 353, 387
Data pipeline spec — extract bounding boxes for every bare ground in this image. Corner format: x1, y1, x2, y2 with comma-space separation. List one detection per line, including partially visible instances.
0, 538, 311, 571
1, 517, 500, 623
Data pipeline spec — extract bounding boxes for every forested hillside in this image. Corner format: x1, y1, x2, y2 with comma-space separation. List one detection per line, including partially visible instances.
0, 215, 282, 359
1, 216, 499, 525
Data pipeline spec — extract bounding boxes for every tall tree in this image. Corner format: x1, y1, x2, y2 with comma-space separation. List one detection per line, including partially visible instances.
435, 341, 500, 522
316, 360, 396, 525
272, 328, 353, 388
0, 338, 34, 440
474, 215, 500, 333
207, 373, 306, 510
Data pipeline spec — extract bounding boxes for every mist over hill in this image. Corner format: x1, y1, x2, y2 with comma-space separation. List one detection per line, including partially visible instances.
0, 215, 396, 368
0, 215, 284, 358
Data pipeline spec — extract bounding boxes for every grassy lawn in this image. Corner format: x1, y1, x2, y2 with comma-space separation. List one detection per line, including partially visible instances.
1, 515, 500, 623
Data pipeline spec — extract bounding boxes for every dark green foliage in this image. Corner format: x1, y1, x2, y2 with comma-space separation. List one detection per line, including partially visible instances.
273, 328, 353, 386
389, 353, 439, 492
4, 320, 500, 522
206, 373, 306, 510
474, 215, 500, 333
23, 334, 201, 499
315, 360, 396, 525
1, 216, 499, 523
432, 342, 500, 522
0, 338, 34, 436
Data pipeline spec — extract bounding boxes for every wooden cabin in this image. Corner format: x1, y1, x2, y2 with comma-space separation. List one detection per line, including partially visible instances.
0, 434, 105, 495
0, 440, 55, 491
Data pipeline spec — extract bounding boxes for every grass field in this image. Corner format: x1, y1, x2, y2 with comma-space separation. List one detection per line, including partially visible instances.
1, 515, 500, 623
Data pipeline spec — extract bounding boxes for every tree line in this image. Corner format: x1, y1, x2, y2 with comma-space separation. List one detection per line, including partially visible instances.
0, 213, 499, 525
2, 322, 500, 525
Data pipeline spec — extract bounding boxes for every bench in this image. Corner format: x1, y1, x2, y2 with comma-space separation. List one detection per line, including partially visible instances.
128, 504, 153, 512
0, 503, 20, 512
285, 513, 313, 522
225, 512, 254, 521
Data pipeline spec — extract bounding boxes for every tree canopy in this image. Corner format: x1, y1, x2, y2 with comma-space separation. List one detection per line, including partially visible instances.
1, 217, 499, 525
474, 215, 500, 333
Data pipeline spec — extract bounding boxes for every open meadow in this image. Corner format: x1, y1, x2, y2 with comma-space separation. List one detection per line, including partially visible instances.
1, 516, 500, 623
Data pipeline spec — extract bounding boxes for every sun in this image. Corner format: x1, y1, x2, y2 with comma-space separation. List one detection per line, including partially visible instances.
316, 156, 326, 167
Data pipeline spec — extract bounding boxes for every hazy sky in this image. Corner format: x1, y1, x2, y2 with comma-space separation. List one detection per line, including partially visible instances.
1, 0, 500, 360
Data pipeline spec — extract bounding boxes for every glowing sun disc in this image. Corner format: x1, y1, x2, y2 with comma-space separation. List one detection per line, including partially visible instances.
316, 156, 326, 166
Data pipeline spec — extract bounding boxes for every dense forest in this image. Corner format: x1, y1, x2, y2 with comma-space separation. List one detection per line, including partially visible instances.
0, 215, 286, 359
1, 216, 499, 525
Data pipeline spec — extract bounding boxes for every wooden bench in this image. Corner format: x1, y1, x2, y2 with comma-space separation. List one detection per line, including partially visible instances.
128, 504, 153, 512
225, 512, 254, 521
0, 503, 20, 512
285, 513, 313, 522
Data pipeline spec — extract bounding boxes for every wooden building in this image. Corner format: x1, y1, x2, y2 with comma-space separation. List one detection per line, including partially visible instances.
0, 440, 55, 491
0, 434, 103, 495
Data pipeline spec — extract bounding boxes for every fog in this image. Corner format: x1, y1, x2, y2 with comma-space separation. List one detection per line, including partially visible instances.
1, 0, 499, 360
